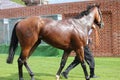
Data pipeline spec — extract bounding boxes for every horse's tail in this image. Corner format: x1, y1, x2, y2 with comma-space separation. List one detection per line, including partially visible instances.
6, 22, 19, 64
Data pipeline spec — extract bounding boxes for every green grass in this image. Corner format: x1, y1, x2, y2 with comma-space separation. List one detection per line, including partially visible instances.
0, 54, 120, 80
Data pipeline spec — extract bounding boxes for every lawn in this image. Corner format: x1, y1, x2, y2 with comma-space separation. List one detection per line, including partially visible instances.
0, 54, 120, 80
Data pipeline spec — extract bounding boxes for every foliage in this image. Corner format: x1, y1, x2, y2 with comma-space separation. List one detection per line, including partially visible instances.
0, 45, 62, 56
11, 0, 25, 5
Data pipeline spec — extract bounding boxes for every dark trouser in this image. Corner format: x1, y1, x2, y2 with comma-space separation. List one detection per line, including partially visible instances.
63, 45, 95, 76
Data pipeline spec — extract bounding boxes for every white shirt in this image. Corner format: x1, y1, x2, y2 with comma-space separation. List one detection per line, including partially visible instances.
87, 29, 93, 44
88, 29, 93, 36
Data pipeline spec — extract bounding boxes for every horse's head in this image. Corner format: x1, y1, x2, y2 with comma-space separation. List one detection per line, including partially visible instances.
87, 4, 104, 28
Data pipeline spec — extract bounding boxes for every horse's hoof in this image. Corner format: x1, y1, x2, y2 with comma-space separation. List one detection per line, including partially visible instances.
86, 76, 90, 80
31, 77, 35, 80
61, 72, 68, 79
56, 75, 60, 80
19, 78, 24, 80
86, 78, 90, 80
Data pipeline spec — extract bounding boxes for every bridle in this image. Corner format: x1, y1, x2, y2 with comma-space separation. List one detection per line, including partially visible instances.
94, 6, 104, 28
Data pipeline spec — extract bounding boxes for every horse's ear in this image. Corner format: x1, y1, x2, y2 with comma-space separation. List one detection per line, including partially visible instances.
87, 4, 90, 10
86, 4, 93, 10
93, 3, 100, 8
96, 3, 101, 8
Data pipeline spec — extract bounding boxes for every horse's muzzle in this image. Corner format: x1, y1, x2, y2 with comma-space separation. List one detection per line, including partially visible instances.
98, 22, 104, 28
100, 22, 104, 28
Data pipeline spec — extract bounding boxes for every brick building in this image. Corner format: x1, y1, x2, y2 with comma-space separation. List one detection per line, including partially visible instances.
0, 0, 119, 57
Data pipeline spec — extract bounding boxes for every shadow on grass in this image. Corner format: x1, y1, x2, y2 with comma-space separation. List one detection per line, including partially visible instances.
0, 72, 55, 80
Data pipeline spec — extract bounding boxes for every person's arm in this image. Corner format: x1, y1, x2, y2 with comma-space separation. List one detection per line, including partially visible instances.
88, 24, 95, 45
91, 24, 99, 47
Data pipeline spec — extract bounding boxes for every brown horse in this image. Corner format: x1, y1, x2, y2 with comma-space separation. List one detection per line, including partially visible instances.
7, 4, 104, 80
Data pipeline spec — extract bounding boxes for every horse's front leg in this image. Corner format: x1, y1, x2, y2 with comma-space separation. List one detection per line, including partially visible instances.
56, 50, 70, 80
81, 60, 90, 80
76, 47, 90, 80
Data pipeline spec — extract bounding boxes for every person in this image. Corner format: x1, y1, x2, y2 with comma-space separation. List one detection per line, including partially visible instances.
61, 24, 98, 79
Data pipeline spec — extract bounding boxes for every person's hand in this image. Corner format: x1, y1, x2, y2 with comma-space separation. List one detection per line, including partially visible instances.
92, 24, 96, 29
88, 38, 92, 44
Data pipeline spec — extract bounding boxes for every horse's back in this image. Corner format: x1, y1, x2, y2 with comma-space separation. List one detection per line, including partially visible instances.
16, 16, 44, 35
18, 16, 40, 27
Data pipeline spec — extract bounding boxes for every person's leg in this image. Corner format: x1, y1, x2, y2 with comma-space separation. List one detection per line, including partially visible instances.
84, 45, 97, 78
61, 56, 80, 79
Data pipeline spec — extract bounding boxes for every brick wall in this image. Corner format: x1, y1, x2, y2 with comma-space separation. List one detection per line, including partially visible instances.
118, 1, 120, 56
0, 0, 119, 57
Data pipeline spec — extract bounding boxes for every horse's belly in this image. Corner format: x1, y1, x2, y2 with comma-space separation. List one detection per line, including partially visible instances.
42, 37, 71, 50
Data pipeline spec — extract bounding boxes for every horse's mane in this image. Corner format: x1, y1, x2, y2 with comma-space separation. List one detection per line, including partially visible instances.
74, 4, 99, 19
74, 10, 88, 19
87, 4, 99, 11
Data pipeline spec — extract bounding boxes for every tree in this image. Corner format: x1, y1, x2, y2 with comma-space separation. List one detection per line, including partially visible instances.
22, 0, 48, 6
22, 0, 40, 6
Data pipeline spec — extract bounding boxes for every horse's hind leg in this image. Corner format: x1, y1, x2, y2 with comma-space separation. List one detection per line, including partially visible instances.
18, 48, 35, 80
24, 61, 34, 80
18, 56, 24, 80
18, 46, 36, 80
24, 40, 41, 80
56, 50, 71, 80
18, 47, 32, 80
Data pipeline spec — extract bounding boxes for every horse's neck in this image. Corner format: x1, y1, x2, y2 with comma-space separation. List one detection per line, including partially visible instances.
79, 11, 95, 31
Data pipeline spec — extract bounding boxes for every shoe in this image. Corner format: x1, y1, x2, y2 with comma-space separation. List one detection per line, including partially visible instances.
61, 72, 68, 79
90, 74, 98, 78
90, 68, 98, 78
